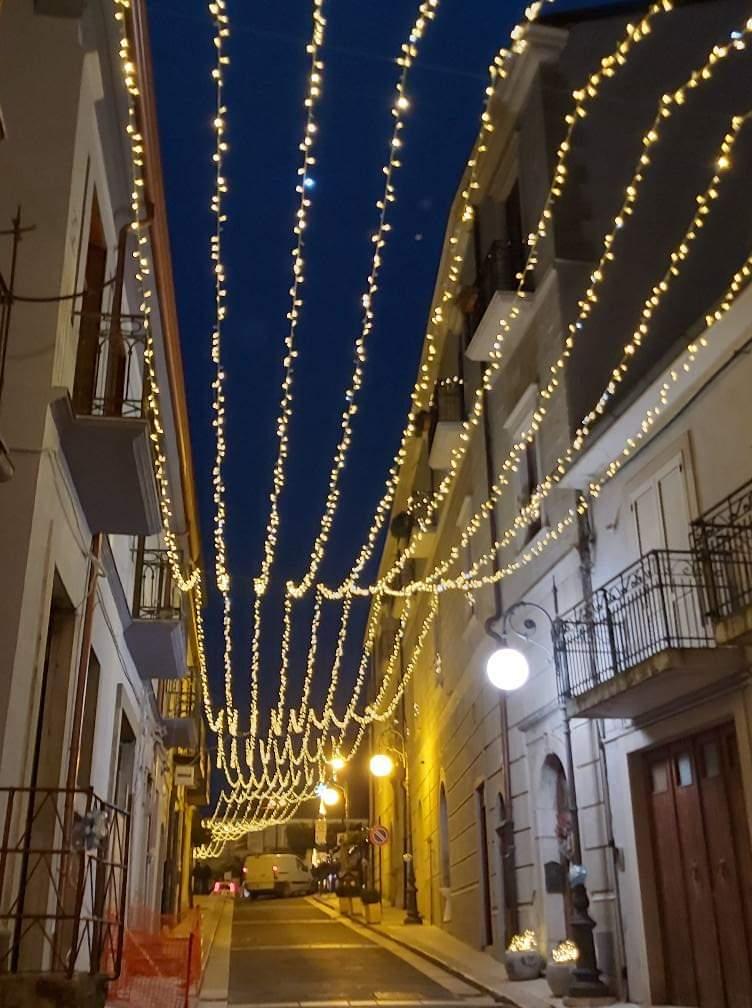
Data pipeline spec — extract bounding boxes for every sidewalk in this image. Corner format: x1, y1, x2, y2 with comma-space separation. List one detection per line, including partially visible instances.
312, 894, 641, 1008
195, 894, 234, 1006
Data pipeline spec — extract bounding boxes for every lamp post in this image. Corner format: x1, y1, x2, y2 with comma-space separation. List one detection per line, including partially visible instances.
369, 726, 422, 925
485, 601, 610, 1000
318, 781, 349, 835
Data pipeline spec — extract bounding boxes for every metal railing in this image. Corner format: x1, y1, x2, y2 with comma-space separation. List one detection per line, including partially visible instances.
0, 786, 129, 977
162, 676, 197, 722
132, 543, 181, 621
691, 478, 752, 621
72, 313, 146, 419
555, 550, 714, 700
470, 238, 532, 330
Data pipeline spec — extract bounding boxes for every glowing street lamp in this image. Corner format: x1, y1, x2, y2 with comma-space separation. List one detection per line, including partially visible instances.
486, 645, 530, 691
319, 785, 340, 808
369, 753, 395, 778
329, 755, 346, 772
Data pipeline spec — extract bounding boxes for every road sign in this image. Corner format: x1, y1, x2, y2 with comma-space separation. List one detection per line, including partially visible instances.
369, 824, 390, 847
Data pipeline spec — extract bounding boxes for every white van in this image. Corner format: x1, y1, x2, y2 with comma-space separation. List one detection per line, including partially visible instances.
242, 853, 313, 898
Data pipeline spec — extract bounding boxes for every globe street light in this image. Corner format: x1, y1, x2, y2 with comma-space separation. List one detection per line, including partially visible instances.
369, 752, 395, 778
368, 727, 422, 925
485, 601, 609, 1000
329, 755, 346, 772
319, 785, 340, 808
486, 645, 530, 691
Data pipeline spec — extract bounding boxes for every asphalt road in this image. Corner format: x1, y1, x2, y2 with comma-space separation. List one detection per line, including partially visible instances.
227, 896, 494, 1007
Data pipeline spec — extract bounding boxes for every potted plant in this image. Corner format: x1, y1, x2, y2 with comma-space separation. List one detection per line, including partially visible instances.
546, 939, 579, 996
335, 880, 357, 915
360, 887, 382, 924
505, 930, 544, 981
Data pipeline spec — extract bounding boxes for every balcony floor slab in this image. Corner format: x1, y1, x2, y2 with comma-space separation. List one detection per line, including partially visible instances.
51, 391, 160, 536
566, 646, 747, 720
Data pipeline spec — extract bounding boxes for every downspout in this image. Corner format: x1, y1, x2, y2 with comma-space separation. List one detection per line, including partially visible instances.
481, 363, 519, 940
64, 535, 103, 796
576, 510, 629, 998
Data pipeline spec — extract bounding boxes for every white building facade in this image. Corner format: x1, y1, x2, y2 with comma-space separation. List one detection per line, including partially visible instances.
371, 3, 752, 1005
0, 0, 207, 973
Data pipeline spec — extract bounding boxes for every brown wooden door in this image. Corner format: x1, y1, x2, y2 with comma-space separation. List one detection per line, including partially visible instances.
645, 725, 752, 1008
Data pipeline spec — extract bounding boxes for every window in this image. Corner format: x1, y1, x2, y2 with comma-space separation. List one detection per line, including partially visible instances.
73, 192, 107, 415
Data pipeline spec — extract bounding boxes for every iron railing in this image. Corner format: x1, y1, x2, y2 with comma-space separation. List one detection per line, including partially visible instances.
691, 477, 752, 621
555, 550, 714, 699
469, 238, 533, 331
72, 313, 146, 419
162, 676, 197, 722
132, 542, 181, 621
0, 786, 129, 977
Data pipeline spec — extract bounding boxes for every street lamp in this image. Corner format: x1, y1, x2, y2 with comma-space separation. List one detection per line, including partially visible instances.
369, 753, 395, 778
329, 755, 346, 772
369, 726, 422, 925
485, 601, 610, 1000
318, 780, 349, 833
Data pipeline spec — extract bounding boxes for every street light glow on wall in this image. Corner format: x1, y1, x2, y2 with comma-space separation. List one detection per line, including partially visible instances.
369, 753, 395, 778
486, 645, 530, 692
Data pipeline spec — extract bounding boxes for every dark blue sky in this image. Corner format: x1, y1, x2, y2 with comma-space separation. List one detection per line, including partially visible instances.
147, 1, 529, 731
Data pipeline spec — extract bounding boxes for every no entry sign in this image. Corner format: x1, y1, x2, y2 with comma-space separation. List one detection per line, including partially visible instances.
369, 824, 390, 847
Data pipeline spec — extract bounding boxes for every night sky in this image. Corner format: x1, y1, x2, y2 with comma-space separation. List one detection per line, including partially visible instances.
146, 1, 599, 774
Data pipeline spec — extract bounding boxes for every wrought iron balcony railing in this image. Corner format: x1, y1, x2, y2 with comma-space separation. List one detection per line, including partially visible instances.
469, 238, 533, 332
162, 675, 198, 722
691, 478, 752, 622
72, 312, 146, 419
555, 550, 714, 700
132, 543, 181, 621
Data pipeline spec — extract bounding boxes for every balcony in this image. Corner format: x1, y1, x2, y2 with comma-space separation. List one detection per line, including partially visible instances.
691, 478, 752, 645
465, 239, 536, 362
124, 543, 187, 681
428, 384, 464, 470
555, 550, 744, 719
50, 314, 160, 535
161, 677, 199, 751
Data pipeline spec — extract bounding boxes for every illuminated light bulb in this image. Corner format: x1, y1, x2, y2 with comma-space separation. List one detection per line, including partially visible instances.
369, 753, 395, 777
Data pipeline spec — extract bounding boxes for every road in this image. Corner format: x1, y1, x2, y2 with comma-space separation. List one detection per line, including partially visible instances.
226, 896, 494, 1007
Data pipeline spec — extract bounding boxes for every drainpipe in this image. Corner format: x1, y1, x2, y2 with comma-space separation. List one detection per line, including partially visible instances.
65, 536, 103, 796
481, 363, 519, 940
576, 511, 629, 998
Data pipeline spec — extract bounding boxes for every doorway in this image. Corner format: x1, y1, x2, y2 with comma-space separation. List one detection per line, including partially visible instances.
643, 723, 752, 1007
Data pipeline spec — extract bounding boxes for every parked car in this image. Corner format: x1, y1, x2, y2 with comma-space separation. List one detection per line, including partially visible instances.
212, 879, 239, 897
242, 853, 313, 898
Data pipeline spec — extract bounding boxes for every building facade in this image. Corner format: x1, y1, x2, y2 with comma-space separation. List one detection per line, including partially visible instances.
0, 0, 207, 973
370, 3, 752, 1005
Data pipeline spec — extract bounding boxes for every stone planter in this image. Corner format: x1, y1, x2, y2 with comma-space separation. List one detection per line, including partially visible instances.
364, 901, 382, 924
338, 896, 353, 915
504, 950, 544, 981
546, 961, 574, 997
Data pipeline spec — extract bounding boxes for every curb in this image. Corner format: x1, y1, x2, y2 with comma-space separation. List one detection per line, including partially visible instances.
309, 895, 516, 1006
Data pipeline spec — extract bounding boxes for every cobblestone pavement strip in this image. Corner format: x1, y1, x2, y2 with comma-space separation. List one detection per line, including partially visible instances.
226, 896, 495, 1007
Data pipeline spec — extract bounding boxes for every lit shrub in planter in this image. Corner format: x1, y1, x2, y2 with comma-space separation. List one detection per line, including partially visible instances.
360, 887, 382, 924
505, 930, 544, 981
335, 879, 358, 915
546, 940, 579, 997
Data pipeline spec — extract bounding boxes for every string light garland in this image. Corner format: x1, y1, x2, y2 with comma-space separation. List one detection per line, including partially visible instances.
199, 5, 749, 834
394, 34, 752, 596
286, 0, 441, 601
112, 2, 229, 770
330, 0, 679, 601
399, 108, 752, 596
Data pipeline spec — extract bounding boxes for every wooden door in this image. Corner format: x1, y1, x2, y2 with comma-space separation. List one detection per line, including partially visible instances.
645, 725, 752, 1007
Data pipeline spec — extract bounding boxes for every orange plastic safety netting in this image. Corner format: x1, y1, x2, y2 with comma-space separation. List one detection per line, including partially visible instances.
106, 907, 201, 1008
